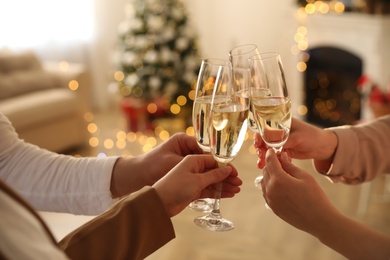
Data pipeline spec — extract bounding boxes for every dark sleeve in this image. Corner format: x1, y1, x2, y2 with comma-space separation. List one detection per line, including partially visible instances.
58, 186, 175, 260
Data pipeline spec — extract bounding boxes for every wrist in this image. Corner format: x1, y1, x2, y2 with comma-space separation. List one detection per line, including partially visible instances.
313, 129, 338, 174
110, 157, 147, 198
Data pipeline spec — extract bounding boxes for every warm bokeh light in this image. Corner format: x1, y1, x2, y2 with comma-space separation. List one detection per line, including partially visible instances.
316, 1, 330, 13
120, 86, 132, 96
114, 71, 125, 82
146, 136, 157, 147
87, 123, 98, 133
297, 105, 308, 116
297, 61, 307, 72
300, 52, 310, 62
154, 126, 164, 136
170, 104, 181, 114
147, 103, 158, 114
298, 41, 308, 51
177, 95, 187, 106
89, 137, 99, 147
300, 0, 344, 15
142, 144, 154, 153
103, 139, 114, 149
305, 3, 316, 14
159, 130, 170, 141
138, 135, 148, 145
68, 80, 79, 91
334, 2, 345, 13
127, 132, 137, 142
84, 112, 94, 122
188, 89, 196, 101
186, 126, 194, 136
116, 130, 127, 141
294, 33, 305, 43
297, 26, 307, 35
116, 140, 127, 149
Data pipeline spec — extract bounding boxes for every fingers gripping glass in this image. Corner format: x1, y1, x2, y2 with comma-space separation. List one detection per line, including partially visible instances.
190, 59, 232, 212
194, 62, 249, 232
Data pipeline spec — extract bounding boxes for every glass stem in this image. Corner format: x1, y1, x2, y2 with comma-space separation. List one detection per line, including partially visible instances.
273, 146, 283, 153
254, 167, 264, 189
210, 162, 226, 217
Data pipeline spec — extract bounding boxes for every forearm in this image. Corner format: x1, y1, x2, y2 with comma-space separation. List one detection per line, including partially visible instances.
3, 139, 116, 214
315, 211, 390, 260
59, 187, 175, 260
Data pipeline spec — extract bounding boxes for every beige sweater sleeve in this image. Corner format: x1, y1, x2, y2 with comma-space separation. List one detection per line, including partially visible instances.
315, 115, 390, 184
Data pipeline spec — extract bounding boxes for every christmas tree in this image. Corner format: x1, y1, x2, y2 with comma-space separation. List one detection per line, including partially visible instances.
116, 0, 201, 130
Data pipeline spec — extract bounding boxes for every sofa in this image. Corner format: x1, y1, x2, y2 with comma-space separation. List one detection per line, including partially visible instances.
0, 50, 91, 153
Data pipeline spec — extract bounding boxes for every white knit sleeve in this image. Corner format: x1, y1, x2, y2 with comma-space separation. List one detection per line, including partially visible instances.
0, 113, 119, 215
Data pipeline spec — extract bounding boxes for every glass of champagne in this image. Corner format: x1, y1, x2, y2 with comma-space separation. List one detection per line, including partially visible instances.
229, 44, 260, 132
249, 52, 292, 177
194, 63, 249, 232
190, 58, 231, 212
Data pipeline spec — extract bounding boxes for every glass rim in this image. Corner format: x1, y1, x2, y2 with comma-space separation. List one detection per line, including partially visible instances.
202, 58, 231, 67
228, 44, 258, 57
249, 52, 280, 61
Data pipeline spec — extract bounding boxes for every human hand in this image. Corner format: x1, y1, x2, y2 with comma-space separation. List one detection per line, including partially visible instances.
153, 154, 242, 217
139, 133, 205, 183
254, 118, 338, 169
261, 149, 339, 236
111, 133, 204, 197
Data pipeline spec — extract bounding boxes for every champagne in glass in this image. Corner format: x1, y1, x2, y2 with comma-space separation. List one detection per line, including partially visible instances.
249, 52, 292, 189
194, 65, 249, 232
190, 59, 231, 212
229, 44, 260, 132
251, 96, 291, 152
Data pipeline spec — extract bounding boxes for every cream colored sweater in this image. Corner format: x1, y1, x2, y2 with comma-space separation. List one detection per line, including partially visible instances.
317, 115, 390, 184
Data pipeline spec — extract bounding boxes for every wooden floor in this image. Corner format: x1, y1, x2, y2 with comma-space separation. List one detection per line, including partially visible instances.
40, 107, 390, 260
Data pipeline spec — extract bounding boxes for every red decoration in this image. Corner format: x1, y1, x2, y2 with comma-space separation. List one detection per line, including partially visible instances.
120, 98, 153, 132
358, 75, 390, 118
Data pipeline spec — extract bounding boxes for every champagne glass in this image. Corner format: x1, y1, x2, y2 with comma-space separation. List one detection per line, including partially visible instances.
249, 52, 292, 188
229, 44, 260, 132
229, 44, 270, 188
194, 63, 249, 232
190, 59, 231, 212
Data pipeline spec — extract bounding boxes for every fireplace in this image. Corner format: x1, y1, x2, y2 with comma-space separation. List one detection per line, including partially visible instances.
293, 13, 390, 126
305, 46, 363, 127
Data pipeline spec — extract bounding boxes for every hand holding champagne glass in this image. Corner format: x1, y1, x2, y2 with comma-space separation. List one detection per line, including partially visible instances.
190, 59, 231, 212
194, 63, 249, 232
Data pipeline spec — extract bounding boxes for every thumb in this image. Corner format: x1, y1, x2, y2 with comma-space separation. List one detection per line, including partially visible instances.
202, 166, 232, 187
279, 152, 306, 179
265, 149, 285, 178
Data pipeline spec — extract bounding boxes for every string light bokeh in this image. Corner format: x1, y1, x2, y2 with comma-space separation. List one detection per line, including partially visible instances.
70, 109, 256, 158
291, 0, 363, 125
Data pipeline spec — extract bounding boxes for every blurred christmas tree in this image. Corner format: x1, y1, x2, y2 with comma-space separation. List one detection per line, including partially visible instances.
115, 0, 201, 130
